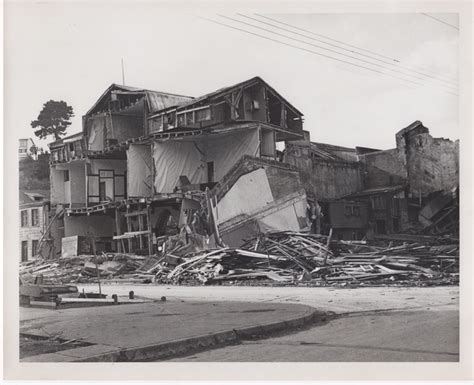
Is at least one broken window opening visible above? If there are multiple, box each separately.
[267,92,282,126]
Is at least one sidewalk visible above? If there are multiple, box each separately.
[21,299,322,362]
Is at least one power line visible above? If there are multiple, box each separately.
[217,14,458,93]
[254,13,458,83]
[239,13,458,88]
[198,16,458,97]
[422,13,459,30]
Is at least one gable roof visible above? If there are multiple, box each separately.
[85,83,194,116]
[171,76,304,117]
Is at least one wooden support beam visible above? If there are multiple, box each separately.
[138,206,144,249]
[147,206,153,256]
[126,206,132,253]
[115,208,122,253]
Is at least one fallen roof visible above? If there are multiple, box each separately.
[19,189,50,205]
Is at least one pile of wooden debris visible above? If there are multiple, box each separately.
[19,231,459,287]
[157,231,458,285]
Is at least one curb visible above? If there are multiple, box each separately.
[71,306,323,362]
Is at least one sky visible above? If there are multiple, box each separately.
[4,3,459,151]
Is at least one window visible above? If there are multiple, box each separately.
[19,139,28,147]
[207,162,214,183]
[31,209,39,227]
[344,205,361,217]
[64,170,70,182]
[21,241,28,262]
[32,240,39,256]
[20,210,28,227]
[353,206,360,217]
[195,107,211,122]
[371,196,386,210]
[176,106,211,127]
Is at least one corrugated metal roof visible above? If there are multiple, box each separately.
[85,83,194,116]
[145,91,193,113]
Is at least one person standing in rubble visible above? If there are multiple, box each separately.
[307,201,323,234]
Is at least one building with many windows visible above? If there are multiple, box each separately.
[19,138,38,160]
[19,190,50,261]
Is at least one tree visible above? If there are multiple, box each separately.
[31,100,74,140]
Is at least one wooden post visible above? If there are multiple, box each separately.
[115,208,122,252]
[323,228,333,266]
[126,205,132,253]
[91,237,101,295]
[85,161,89,207]
[138,210,144,250]
[147,205,153,256]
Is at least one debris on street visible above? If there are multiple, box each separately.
[20,231,459,287]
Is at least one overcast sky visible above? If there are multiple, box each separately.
[4,3,459,151]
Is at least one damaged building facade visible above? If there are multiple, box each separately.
[48,77,309,256]
[46,75,459,256]
[285,120,459,239]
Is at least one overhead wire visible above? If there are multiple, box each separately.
[238,13,458,88]
[198,16,458,97]
[217,14,458,93]
[254,13,458,83]
[421,13,459,30]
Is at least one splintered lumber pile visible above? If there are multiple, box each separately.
[157,231,459,286]
[19,253,149,285]
[19,231,459,287]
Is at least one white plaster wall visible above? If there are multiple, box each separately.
[216,168,274,224]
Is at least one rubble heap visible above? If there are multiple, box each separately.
[19,231,459,287]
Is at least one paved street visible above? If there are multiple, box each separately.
[169,307,458,361]
[75,284,459,362]
[77,283,459,313]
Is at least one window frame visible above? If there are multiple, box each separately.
[31,208,39,227]
[20,210,28,227]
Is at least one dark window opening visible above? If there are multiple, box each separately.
[207,162,214,183]
[21,241,28,262]
[376,220,386,234]
[32,240,39,256]
[99,181,106,202]
[31,209,39,227]
[393,218,400,232]
[64,170,70,182]
[268,92,283,126]
[21,210,28,227]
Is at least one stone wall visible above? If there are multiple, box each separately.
[285,154,363,200]
[358,148,407,189]
[405,133,459,196]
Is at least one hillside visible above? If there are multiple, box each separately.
[19,153,50,190]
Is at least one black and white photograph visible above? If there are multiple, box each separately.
[2,0,473,381]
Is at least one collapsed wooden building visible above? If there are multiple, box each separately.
[47,77,310,257]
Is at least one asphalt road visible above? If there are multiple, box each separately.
[169,307,459,362]
[76,284,459,362]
